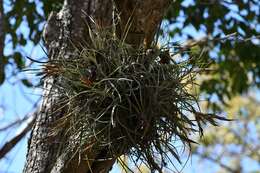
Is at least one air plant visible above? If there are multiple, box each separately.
[38,28,228,172]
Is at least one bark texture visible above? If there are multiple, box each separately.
[23,0,170,173]
[115,0,170,47]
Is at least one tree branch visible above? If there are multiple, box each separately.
[115,0,170,47]
[193,151,237,173]
[0,114,33,132]
[0,112,36,159]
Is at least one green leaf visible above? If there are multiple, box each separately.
[13,52,25,69]
[0,57,6,85]
[0,69,5,85]
[21,79,33,87]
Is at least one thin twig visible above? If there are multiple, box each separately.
[193,151,236,173]
[0,111,36,159]
[0,115,31,132]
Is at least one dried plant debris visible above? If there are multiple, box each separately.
[39,30,229,172]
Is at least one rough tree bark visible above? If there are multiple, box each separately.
[23,0,170,173]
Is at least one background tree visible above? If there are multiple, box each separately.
[194,93,260,173]
[0,0,259,173]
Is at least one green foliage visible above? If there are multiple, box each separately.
[193,94,260,172]
[1,1,259,105]
[0,0,63,86]
[164,0,260,106]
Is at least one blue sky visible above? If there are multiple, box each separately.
[0,42,42,173]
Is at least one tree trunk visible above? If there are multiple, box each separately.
[23,0,170,173]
